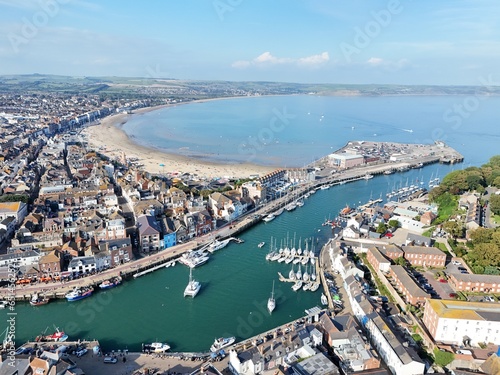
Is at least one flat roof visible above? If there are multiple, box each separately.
[427,299,500,320]
[328,153,364,160]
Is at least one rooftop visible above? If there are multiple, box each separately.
[427,299,500,321]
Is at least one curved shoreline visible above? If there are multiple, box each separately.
[82,97,279,179]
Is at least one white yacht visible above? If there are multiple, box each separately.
[302,265,309,282]
[210,337,236,352]
[262,214,275,222]
[296,265,302,281]
[207,239,230,253]
[144,342,171,353]
[321,293,328,305]
[267,281,276,314]
[288,265,296,280]
[310,283,320,292]
[184,268,201,298]
[302,282,312,291]
[292,280,303,291]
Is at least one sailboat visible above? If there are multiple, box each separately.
[296,265,302,281]
[267,281,276,314]
[184,268,201,297]
[265,237,276,261]
[289,265,296,280]
[303,264,310,282]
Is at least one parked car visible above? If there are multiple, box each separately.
[452,260,461,266]
[484,296,495,302]
[76,348,88,358]
[439,278,448,283]
[449,293,457,298]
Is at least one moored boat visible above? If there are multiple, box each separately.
[267,281,276,314]
[262,214,275,222]
[210,336,235,352]
[257,242,265,248]
[143,342,171,353]
[292,280,303,291]
[310,283,320,292]
[99,276,122,290]
[207,239,230,253]
[35,327,68,342]
[184,268,201,298]
[321,293,328,305]
[30,293,50,306]
[65,286,93,302]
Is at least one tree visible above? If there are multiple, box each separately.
[388,219,400,229]
[433,348,455,367]
[376,223,388,234]
[394,257,406,266]
[443,221,464,239]
[490,194,500,215]
[469,227,493,244]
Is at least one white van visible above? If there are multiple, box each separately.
[456,349,472,355]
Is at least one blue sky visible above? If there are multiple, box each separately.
[1,0,499,84]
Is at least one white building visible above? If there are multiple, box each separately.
[366,315,425,375]
[423,299,500,346]
[0,249,41,267]
[393,215,425,234]
[0,201,28,225]
[67,256,97,275]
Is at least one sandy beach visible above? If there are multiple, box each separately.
[81,100,276,179]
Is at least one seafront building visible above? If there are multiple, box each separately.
[423,299,500,346]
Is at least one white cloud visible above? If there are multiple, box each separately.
[232,51,329,69]
[365,57,410,70]
[366,57,384,66]
[231,60,251,68]
[297,52,330,66]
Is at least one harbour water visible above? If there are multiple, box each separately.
[122,95,500,167]
[3,95,498,351]
[3,166,454,352]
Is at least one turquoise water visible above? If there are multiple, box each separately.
[3,167,455,352]
[3,95,499,351]
[122,95,500,167]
